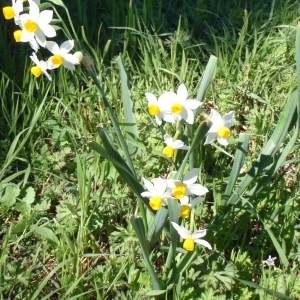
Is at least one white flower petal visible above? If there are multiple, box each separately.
[29,0,39,18]
[164,134,173,145]
[185,99,201,110]
[179,196,189,206]
[40,24,56,38]
[46,41,60,54]
[171,222,192,239]
[188,184,208,196]
[217,137,229,147]
[204,132,217,145]
[194,239,212,250]
[142,177,154,194]
[155,115,162,125]
[192,229,207,239]
[210,109,224,127]
[34,28,46,46]
[184,109,194,124]
[223,111,235,128]
[177,83,188,100]
[60,40,74,54]
[38,9,53,25]
[183,168,199,185]
[158,91,176,111]
[153,178,167,195]
[145,92,158,103]
[172,140,185,149]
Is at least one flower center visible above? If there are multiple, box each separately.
[3,7,15,19]
[148,104,160,116]
[51,54,63,67]
[31,66,42,78]
[183,238,195,251]
[180,205,190,219]
[217,126,231,139]
[172,183,187,199]
[13,30,22,42]
[149,196,163,211]
[171,103,183,115]
[162,145,174,158]
[24,19,38,33]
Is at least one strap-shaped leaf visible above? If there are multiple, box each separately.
[223,133,250,203]
[226,91,298,206]
[89,128,148,206]
[131,216,162,290]
[117,56,139,156]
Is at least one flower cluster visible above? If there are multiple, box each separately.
[2,0,82,81]
[142,83,235,251]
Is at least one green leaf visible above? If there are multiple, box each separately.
[117,55,139,156]
[147,207,168,247]
[196,55,218,103]
[223,133,250,204]
[237,278,290,299]
[226,91,298,206]
[0,184,20,207]
[145,289,166,296]
[263,224,289,269]
[30,225,59,245]
[22,187,35,205]
[131,216,162,290]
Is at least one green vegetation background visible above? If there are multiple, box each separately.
[0,0,299,299]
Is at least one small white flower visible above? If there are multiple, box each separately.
[204,109,235,146]
[46,40,79,70]
[171,222,212,251]
[167,168,208,200]
[159,84,202,124]
[19,0,56,47]
[30,52,52,81]
[2,0,23,23]
[162,134,189,158]
[262,255,277,268]
[145,92,165,125]
[141,177,171,211]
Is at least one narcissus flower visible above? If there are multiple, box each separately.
[145,92,165,125]
[2,0,23,22]
[46,40,79,70]
[141,177,170,211]
[159,84,202,124]
[162,134,189,158]
[171,222,212,251]
[204,109,235,146]
[179,196,192,219]
[167,168,208,200]
[18,0,56,47]
[30,52,52,81]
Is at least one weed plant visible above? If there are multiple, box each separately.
[0,0,299,299]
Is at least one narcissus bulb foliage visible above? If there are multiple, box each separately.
[46,40,80,70]
[18,0,56,47]
[159,83,202,124]
[141,177,170,211]
[204,109,235,146]
[29,52,52,81]
[162,134,189,158]
[167,168,208,200]
[171,222,212,251]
